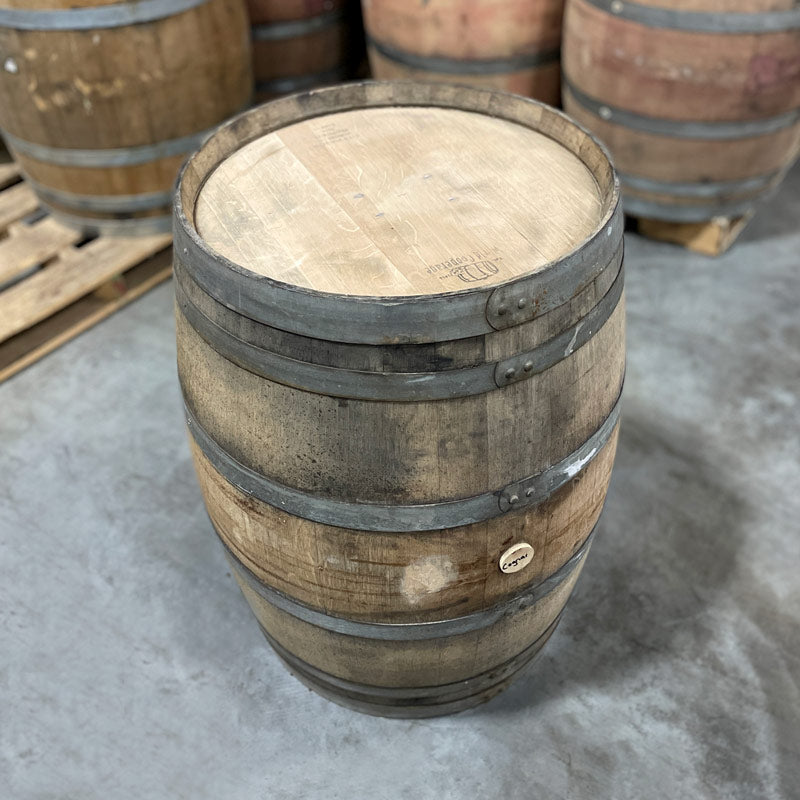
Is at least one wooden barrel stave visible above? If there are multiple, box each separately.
[247,0,345,25]
[562,0,800,221]
[173,241,621,373]
[234,553,587,688]
[367,48,562,104]
[258,619,561,718]
[189,427,619,622]
[363,0,562,58]
[0,0,252,232]
[247,0,362,100]
[361,0,564,104]
[565,0,800,120]
[175,82,624,716]
[176,301,624,504]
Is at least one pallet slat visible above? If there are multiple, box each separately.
[0,182,38,230]
[0,168,173,382]
[0,232,171,342]
[634,214,753,257]
[0,218,83,287]
[0,162,20,189]
[0,250,173,384]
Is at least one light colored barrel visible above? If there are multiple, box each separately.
[174,81,625,717]
[0,0,252,234]
[562,0,800,222]
[361,0,565,105]
[247,0,363,102]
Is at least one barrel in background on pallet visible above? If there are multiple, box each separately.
[248,0,364,101]
[562,0,800,242]
[174,82,625,717]
[0,0,253,235]
[361,0,565,105]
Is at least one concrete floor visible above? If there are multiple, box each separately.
[2,166,799,800]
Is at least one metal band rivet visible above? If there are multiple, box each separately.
[183,388,622,532]
[174,255,623,402]
[174,81,622,345]
[564,79,800,141]
[494,263,624,389]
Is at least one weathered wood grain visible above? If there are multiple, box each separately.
[0,0,252,229]
[246,0,361,100]
[236,558,586,687]
[362,0,564,104]
[562,0,800,227]
[192,429,617,621]
[0,249,172,383]
[176,85,624,715]
[195,106,602,295]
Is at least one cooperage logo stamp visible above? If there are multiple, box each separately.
[450,260,500,283]
[426,249,504,284]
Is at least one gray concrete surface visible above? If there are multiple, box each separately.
[2,166,799,800]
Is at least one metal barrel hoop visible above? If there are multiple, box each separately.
[582,0,800,33]
[27,180,173,214]
[2,124,220,169]
[367,36,561,75]
[0,0,212,31]
[563,79,800,141]
[183,387,622,532]
[220,523,597,640]
[174,255,624,401]
[259,615,562,717]
[42,205,172,235]
[174,81,623,346]
[251,9,345,41]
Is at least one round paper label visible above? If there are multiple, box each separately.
[499,543,535,574]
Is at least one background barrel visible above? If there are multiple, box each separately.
[0,0,253,234]
[248,0,364,102]
[174,82,625,717]
[562,0,800,223]
[361,0,564,105]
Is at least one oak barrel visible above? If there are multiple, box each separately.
[247,0,363,102]
[174,82,625,717]
[0,0,252,234]
[562,0,800,222]
[361,0,565,105]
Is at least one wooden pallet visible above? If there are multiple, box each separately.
[0,163,172,383]
[632,213,753,257]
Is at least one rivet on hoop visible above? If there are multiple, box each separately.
[504,368,516,380]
